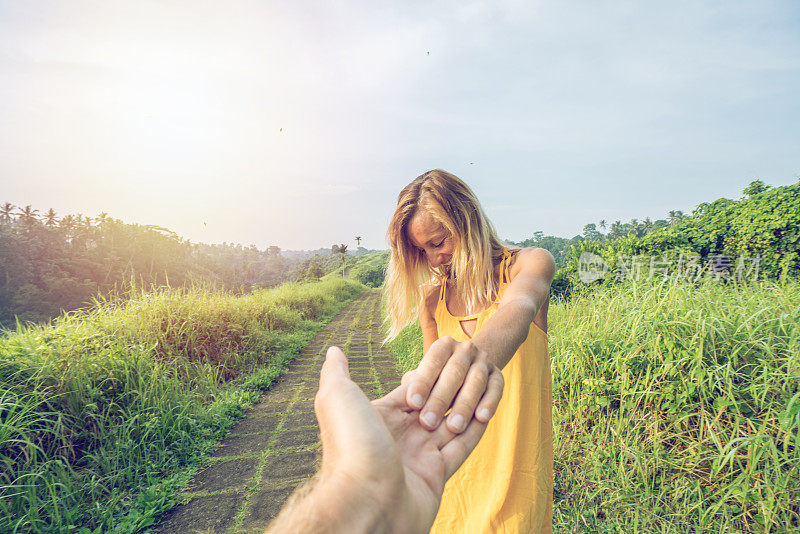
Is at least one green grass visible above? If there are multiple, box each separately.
[320,250,388,287]
[0,278,364,533]
[384,323,423,378]
[384,278,800,532]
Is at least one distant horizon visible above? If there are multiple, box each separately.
[3,174,793,253]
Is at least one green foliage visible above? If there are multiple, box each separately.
[348,251,389,288]
[0,278,363,533]
[508,234,583,269]
[556,180,800,290]
[296,256,325,282]
[550,269,574,300]
[299,250,389,287]
[381,290,423,375]
[0,210,294,327]
[549,279,800,531]
[742,179,770,198]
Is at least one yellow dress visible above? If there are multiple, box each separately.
[430,248,553,534]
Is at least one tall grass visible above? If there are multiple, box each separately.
[550,279,799,532]
[385,278,800,532]
[0,278,363,533]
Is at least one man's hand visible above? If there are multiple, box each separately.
[268,346,503,533]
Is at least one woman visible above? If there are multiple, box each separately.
[383,169,555,533]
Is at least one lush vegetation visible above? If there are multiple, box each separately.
[0,278,363,533]
[507,209,687,270]
[337,251,389,288]
[0,206,297,326]
[553,180,800,298]
[386,277,800,532]
[549,279,799,532]
[294,249,388,288]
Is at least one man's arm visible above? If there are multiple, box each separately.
[266,473,391,533]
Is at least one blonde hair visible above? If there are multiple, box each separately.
[383,169,513,343]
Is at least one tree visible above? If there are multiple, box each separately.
[59,214,76,239]
[582,223,601,242]
[609,220,625,239]
[44,208,58,228]
[355,236,362,247]
[267,245,281,256]
[96,212,109,227]
[333,243,348,277]
[18,205,40,232]
[0,202,14,224]
[306,257,324,280]
[743,180,770,198]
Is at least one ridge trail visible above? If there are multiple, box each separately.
[156,288,400,533]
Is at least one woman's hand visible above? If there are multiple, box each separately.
[404,336,505,433]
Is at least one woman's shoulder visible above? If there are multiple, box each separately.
[506,246,556,282]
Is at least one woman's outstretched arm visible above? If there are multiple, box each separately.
[405,247,555,433]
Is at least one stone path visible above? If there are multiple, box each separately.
[155,289,401,534]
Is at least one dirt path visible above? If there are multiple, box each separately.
[155,288,400,534]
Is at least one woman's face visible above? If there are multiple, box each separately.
[407,210,455,269]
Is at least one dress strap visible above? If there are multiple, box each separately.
[439,275,447,301]
[501,248,511,284]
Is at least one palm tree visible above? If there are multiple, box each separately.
[599,220,606,231]
[610,220,623,239]
[60,214,76,241]
[18,205,40,232]
[44,208,58,228]
[72,214,92,249]
[355,236,361,247]
[337,243,348,277]
[582,223,599,242]
[95,212,109,230]
[668,210,676,225]
[0,202,15,223]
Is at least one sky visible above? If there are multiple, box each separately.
[1,0,798,251]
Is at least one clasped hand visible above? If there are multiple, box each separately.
[312,345,503,533]
[404,336,503,434]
